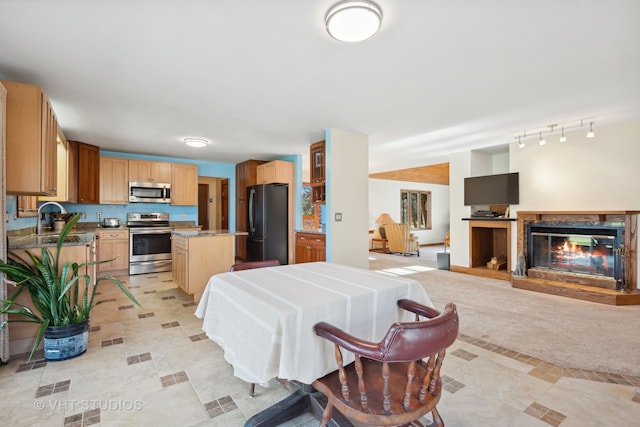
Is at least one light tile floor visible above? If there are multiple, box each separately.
[1,261,639,426]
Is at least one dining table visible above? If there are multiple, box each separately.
[194,261,432,426]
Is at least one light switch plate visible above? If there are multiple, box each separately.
[335,212,342,222]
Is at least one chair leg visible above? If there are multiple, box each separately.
[320,402,334,427]
[429,406,444,427]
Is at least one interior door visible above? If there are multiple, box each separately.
[198,183,209,230]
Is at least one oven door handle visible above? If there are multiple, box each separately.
[130,229,172,235]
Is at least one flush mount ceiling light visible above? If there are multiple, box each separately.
[326,1,382,43]
[184,137,209,148]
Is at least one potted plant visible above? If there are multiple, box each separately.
[0,214,140,361]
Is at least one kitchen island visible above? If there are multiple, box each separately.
[171,230,247,302]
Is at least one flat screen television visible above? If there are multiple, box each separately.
[464,172,519,206]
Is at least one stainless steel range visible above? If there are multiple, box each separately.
[127,212,172,275]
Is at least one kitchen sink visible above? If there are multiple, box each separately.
[35,235,84,244]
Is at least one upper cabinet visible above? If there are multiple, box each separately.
[2,80,58,196]
[171,163,198,206]
[256,160,294,184]
[129,159,172,183]
[310,140,325,184]
[39,130,69,202]
[100,156,129,204]
[75,142,100,204]
[310,140,326,203]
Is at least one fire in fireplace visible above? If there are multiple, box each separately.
[527,224,624,289]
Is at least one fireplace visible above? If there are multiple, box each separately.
[527,224,624,290]
[513,211,639,305]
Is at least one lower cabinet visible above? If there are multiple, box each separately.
[8,243,94,355]
[96,228,129,275]
[172,233,235,301]
[295,232,326,263]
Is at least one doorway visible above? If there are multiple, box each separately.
[197,177,229,231]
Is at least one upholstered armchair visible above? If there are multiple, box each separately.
[385,223,420,256]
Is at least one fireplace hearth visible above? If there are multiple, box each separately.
[513,211,639,305]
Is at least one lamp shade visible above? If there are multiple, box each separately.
[375,213,394,224]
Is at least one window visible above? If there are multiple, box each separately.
[400,190,431,230]
[302,183,321,230]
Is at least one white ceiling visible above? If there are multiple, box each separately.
[1,0,639,174]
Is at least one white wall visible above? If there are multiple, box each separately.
[511,119,640,211]
[368,178,449,245]
[326,128,369,269]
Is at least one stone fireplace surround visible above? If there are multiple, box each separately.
[513,211,640,305]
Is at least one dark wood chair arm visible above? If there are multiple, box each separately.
[397,298,440,319]
[314,322,382,358]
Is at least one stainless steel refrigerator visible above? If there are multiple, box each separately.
[246,183,288,265]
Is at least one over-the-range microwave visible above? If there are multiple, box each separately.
[129,181,171,203]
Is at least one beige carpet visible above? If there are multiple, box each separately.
[368,248,640,377]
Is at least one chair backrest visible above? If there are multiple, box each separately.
[385,223,415,253]
[230,259,281,272]
[313,300,458,426]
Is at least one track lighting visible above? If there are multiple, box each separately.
[538,132,546,146]
[514,118,595,147]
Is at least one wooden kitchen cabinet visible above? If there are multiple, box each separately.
[172,233,235,301]
[295,232,326,263]
[235,160,266,260]
[256,160,294,185]
[100,156,129,204]
[129,159,172,183]
[75,141,100,204]
[39,131,69,203]
[96,228,129,275]
[2,80,58,196]
[310,140,326,203]
[171,163,198,205]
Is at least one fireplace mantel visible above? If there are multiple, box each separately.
[513,211,640,305]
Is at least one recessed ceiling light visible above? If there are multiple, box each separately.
[184,137,209,148]
[326,1,382,43]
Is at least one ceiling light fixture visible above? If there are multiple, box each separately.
[184,137,209,148]
[326,1,382,43]
[513,118,596,147]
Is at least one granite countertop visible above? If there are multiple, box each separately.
[171,229,248,238]
[295,229,326,235]
[8,231,96,249]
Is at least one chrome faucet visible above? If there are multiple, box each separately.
[36,201,67,234]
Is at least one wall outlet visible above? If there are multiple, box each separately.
[96,212,102,220]
[81,212,86,219]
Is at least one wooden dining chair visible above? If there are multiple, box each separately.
[229,258,281,396]
[229,259,281,272]
[312,299,459,427]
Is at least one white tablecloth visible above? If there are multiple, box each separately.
[195,262,431,385]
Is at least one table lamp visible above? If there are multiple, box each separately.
[375,213,394,239]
